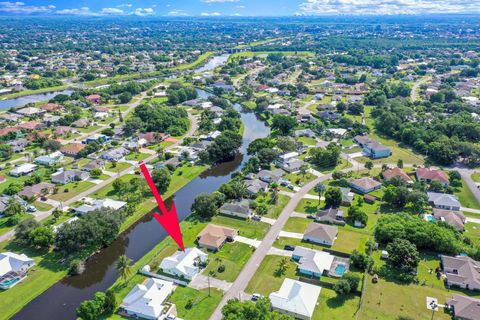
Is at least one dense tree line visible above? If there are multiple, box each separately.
[125,103,189,136]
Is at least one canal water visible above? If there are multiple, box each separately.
[0,90,73,110]
[194,54,229,73]
[13,89,269,319]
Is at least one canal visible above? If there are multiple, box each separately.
[13,89,270,319]
[0,90,74,110]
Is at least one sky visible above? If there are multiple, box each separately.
[0,0,479,17]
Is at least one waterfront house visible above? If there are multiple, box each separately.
[0,252,35,289]
[160,248,208,281]
[197,224,238,251]
[219,199,252,219]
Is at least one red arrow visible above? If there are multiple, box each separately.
[139,162,185,251]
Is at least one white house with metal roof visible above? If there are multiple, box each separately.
[160,248,208,281]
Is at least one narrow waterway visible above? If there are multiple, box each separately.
[13,89,269,320]
[0,90,73,110]
[194,54,229,73]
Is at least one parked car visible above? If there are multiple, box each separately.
[251,293,263,302]
[27,206,37,212]
[284,245,295,251]
[287,184,295,190]
[252,215,261,221]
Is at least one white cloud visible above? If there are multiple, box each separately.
[116,4,132,8]
[0,1,55,14]
[201,0,239,3]
[236,5,245,9]
[132,7,155,16]
[299,0,480,15]
[167,9,189,16]
[100,7,124,15]
[56,7,96,15]
[201,11,222,16]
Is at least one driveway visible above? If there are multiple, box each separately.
[260,217,276,225]
[466,217,480,224]
[268,247,293,257]
[279,230,303,239]
[235,236,261,248]
[189,274,232,292]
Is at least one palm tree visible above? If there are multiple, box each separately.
[116,255,133,283]
[314,182,326,205]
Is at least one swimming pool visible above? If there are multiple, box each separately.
[0,277,20,288]
[425,215,435,222]
[335,264,347,276]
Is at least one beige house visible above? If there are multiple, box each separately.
[197,224,238,251]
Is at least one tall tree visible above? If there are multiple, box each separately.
[116,255,133,283]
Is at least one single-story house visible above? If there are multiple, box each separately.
[278,159,305,173]
[82,159,105,172]
[327,128,347,138]
[6,138,28,152]
[138,132,169,144]
[60,143,87,157]
[349,177,382,194]
[257,169,284,184]
[292,246,334,278]
[416,168,450,187]
[0,252,35,289]
[85,94,102,104]
[0,196,27,215]
[363,140,391,159]
[441,255,480,291]
[51,169,89,184]
[432,209,466,231]
[101,147,129,161]
[315,207,345,226]
[339,187,354,206]
[41,103,63,112]
[197,224,238,251]
[244,179,268,195]
[295,129,316,138]
[427,192,461,211]
[119,278,175,320]
[160,247,208,281]
[18,182,55,199]
[303,222,338,246]
[446,295,480,320]
[382,167,413,184]
[71,118,90,128]
[9,163,37,177]
[17,120,44,131]
[219,199,252,219]
[75,198,127,215]
[34,151,64,166]
[83,133,108,145]
[318,111,340,121]
[15,107,44,116]
[269,278,321,320]
[353,135,372,146]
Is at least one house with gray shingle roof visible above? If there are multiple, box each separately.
[219,199,252,219]
[427,192,461,211]
[446,295,480,320]
[441,255,480,291]
[303,222,338,246]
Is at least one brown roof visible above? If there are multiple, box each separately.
[416,168,449,185]
[0,127,19,135]
[18,182,55,198]
[197,224,238,249]
[350,177,382,191]
[61,143,86,155]
[433,209,465,230]
[304,222,338,243]
[55,126,72,135]
[446,295,480,320]
[42,103,63,112]
[17,121,42,131]
[382,167,413,183]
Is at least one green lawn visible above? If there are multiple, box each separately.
[454,178,480,210]
[125,152,150,161]
[245,255,299,295]
[285,172,317,187]
[283,217,311,233]
[0,241,71,320]
[295,198,322,214]
[297,136,317,146]
[168,287,223,320]
[105,161,132,173]
[472,173,480,183]
[34,200,53,212]
[256,193,290,219]
[0,214,29,237]
[313,288,360,320]
[211,215,270,239]
[359,251,479,320]
[465,222,480,241]
[49,181,96,202]
[203,242,254,282]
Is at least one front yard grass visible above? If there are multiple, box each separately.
[125,152,150,161]
[211,215,270,239]
[256,193,290,219]
[34,200,53,212]
[245,255,299,296]
[454,178,480,210]
[202,242,254,282]
[313,288,360,320]
[168,287,223,320]
[49,181,96,202]
[105,161,132,173]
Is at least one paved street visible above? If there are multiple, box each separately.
[209,173,331,320]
